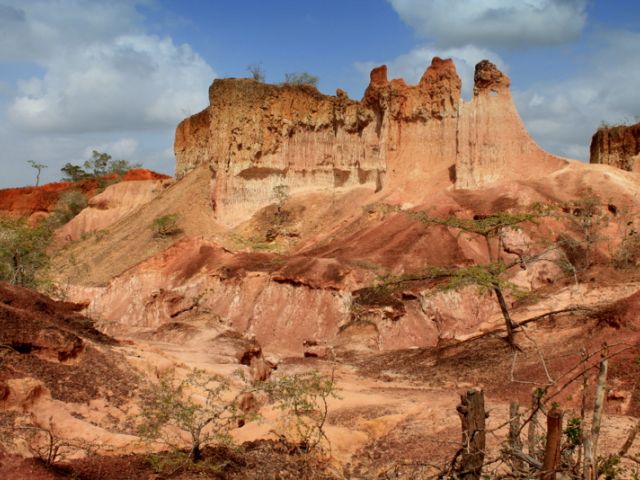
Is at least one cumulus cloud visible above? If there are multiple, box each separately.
[513,29,640,160]
[356,44,505,99]
[8,34,214,133]
[388,0,587,49]
[83,138,139,160]
[0,0,215,187]
[0,0,140,62]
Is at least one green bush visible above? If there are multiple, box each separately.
[61,150,141,182]
[260,370,338,453]
[0,217,51,287]
[150,214,180,238]
[137,369,241,466]
[48,191,88,227]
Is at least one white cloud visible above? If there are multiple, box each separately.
[513,29,640,160]
[0,0,216,186]
[83,138,139,160]
[8,32,214,133]
[356,44,505,99]
[0,0,141,62]
[388,0,587,49]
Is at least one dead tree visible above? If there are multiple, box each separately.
[583,355,609,480]
[456,389,486,479]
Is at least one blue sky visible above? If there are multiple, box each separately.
[1,0,639,187]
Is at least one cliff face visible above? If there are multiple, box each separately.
[590,122,640,173]
[176,58,566,226]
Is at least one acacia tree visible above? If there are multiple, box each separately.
[27,160,47,186]
[137,369,240,464]
[60,150,141,182]
[404,209,546,348]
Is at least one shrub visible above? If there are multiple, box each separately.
[0,217,51,287]
[260,370,338,454]
[283,72,319,87]
[48,191,88,227]
[150,214,180,238]
[247,63,265,82]
[613,230,640,268]
[137,369,241,467]
[559,194,608,271]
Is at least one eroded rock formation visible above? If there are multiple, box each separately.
[175,58,565,226]
[590,121,640,173]
[0,169,170,223]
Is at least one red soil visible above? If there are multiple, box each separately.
[0,169,170,217]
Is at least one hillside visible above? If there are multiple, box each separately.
[1,58,640,478]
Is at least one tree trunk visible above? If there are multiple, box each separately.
[509,401,524,472]
[493,287,517,348]
[542,406,563,480]
[619,420,640,457]
[584,356,608,479]
[190,440,202,462]
[456,389,486,479]
[12,253,22,286]
[528,388,540,457]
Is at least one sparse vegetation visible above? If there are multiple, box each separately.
[137,369,242,469]
[558,193,609,272]
[283,72,319,87]
[405,208,546,348]
[150,213,180,238]
[265,184,290,242]
[247,63,265,82]
[61,150,141,183]
[0,415,92,467]
[613,225,640,268]
[136,367,338,474]
[27,160,47,187]
[47,190,88,227]
[260,370,338,455]
[0,217,51,287]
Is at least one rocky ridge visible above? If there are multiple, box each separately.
[591,121,640,172]
[3,57,640,477]
[175,58,565,226]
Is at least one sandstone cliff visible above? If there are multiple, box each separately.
[590,121,640,173]
[175,58,566,227]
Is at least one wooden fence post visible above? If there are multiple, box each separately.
[456,389,486,479]
[542,405,563,480]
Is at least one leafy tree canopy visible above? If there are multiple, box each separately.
[60,150,141,182]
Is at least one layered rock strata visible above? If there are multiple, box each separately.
[175,58,566,226]
[590,122,640,173]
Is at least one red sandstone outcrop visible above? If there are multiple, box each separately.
[175,58,566,226]
[0,181,95,219]
[0,169,170,221]
[590,121,640,173]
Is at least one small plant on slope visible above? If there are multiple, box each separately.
[150,213,180,238]
[260,370,338,455]
[0,217,51,287]
[137,368,242,470]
